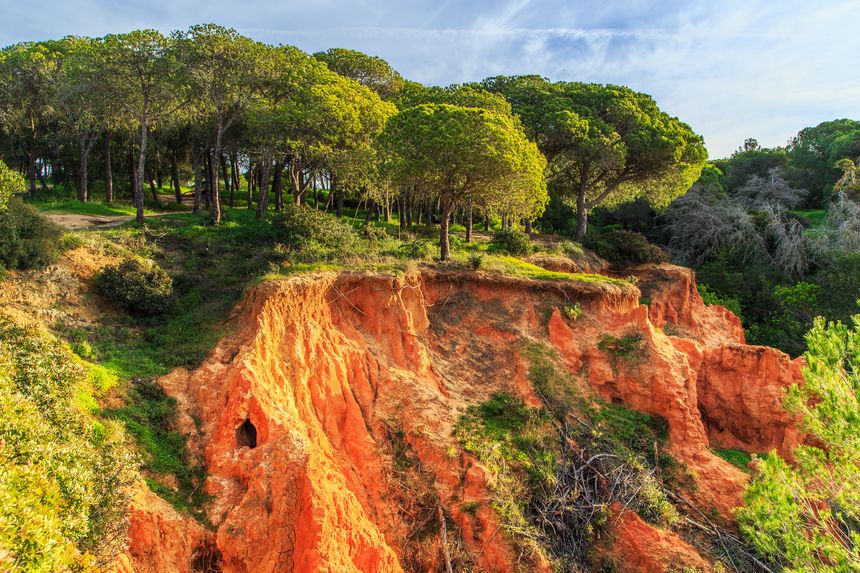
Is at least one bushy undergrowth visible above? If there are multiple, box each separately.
[454,343,682,570]
[697,283,743,320]
[96,258,175,316]
[488,228,533,256]
[737,316,860,572]
[0,321,136,571]
[272,204,364,261]
[0,197,62,270]
[586,229,666,267]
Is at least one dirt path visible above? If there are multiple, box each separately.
[44,212,133,231]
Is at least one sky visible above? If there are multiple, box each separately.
[1,0,858,158]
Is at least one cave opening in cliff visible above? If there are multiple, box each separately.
[236,418,257,449]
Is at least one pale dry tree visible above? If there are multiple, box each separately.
[762,203,810,280]
[664,183,764,265]
[735,166,807,209]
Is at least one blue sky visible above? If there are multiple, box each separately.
[2,0,858,157]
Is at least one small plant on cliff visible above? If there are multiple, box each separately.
[598,331,646,370]
[96,258,174,316]
[563,303,582,321]
[697,283,743,321]
[737,315,860,572]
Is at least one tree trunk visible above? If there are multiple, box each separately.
[135,118,148,224]
[246,163,254,210]
[255,159,271,219]
[149,176,160,204]
[192,147,203,214]
[484,213,490,232]
[575,189,588,242]
[466,203,473,243]
[171,148,182,204]
[439,199,452,261]
[524,219,532,235]
[272,161,284,211]
[211,127,224,225]
[104,133,113,204]
[220,153,230,200]
[77,134,92,202]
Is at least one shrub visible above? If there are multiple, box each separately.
[271,204,361,261]
[358,223,389,242]
[398,239,435,260]
[468,253,484,270]
[96,258,174,316]
[697,284,743,320]
[563,303,582,321]
[489,228,532,256]
[0,159,25,208]
[586,229,666,266]
[0,198,62,270]
[0,322,136,570]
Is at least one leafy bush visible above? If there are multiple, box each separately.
[586,229,666,266]
[0,159,25,208]
[0,198,62,269]
[563,303,582,321]
[489,228,532,256]
[468,253,484,270]
[697,283,743,320]
[0,321,136,570]
[271,204,361,261]
[96,258,174,316]
[737,315,860,571]
[398,239,435,260]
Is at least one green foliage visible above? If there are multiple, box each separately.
[467,253,483,270]
[378,102,547,259]
[737,316,860,571]
[105,380,205,515]
[482,76,707,239]
[0,321,136,570]
[0,197,62,269]
[586,229,666,267]
[488,228,533,256]
[712,448,753,471]
[598,331,646,369]
[747,282,820,357]
[0,159,25,209]
[95,258,175,316]
[271,204,363,261]
[563,303,582,321]
[697,283,743,320]
[397,239,435,260]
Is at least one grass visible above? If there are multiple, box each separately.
[712,448,753,471]
[791,209,827,229]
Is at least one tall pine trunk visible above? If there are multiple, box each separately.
[466,203,473,243]
[171,148,182,204]
[134,116,149,225]
[192,147,203,214]
[439,198,452,261]
[104,133,113,204]
[272,161,283,211]
[255,159,271,219]
[575,189,588,242]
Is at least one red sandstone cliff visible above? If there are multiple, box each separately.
[121,264,804,572]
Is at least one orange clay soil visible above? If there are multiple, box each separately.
[120,263,803,573]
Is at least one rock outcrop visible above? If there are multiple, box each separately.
[121,265,804,572]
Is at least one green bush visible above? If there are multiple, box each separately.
[96,258,174,316]
[0,322,136,570]
[0,159,25,208]
[489,228,533,256]
[271,204,361,261]
[698,283,743,320]
[468,253,484,270]
[398,239,435,260]
[586,229,666,266]
[0,198,62,270]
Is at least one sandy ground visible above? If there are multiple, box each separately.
[44,212,132,230]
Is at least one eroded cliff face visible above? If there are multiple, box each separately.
[122,264,804,573]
